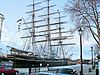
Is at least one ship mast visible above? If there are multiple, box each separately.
[22,0,47,55]
[47,0,52,58]
[57,10,65,59]
[20,0,75,59]
[32,0,35,54]
[0,14,4,41]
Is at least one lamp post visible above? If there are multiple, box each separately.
[39,63,42,72]
[91,46,94,69]
[78,27,83,75]
[47,64,49,71]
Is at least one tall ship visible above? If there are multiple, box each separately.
[7,0,75,67]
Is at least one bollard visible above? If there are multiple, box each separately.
[89,68,92,72]
[96,68,99,75]
[29,67,31,75]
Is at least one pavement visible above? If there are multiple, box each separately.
[21,64,97,75]
[84,69,96,75]
[75,64,98,75]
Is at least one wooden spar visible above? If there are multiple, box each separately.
[50,43,76,46]
[33,36,74,43]
[21,34,73,38]
[10,47,33,54]
[27,0,48,7]
[22,22,67,30]
[50,31,71,34]
[54,15,67,19]
[26,5,56,14]
[37,11,59,17]
[23,19,45,24]
[32,27,64,33]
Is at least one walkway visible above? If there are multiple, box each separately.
[84,69,96,75]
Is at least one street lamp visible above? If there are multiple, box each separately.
[91,46,94,69]
[78,27,83,75]
[47,64,49,71]
[39,63,42,72]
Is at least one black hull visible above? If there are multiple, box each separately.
[13,59,68,68]
[6,55,68,68]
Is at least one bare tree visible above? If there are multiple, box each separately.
[64,0,100,46]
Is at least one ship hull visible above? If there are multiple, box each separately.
[6,54,68,68]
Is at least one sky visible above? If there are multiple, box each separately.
[0,0,96,60]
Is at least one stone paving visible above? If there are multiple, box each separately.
[75,65,97,75]
[16,64,98,75]
[84,70,96,75]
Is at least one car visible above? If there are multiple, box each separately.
[58,68,78,75]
